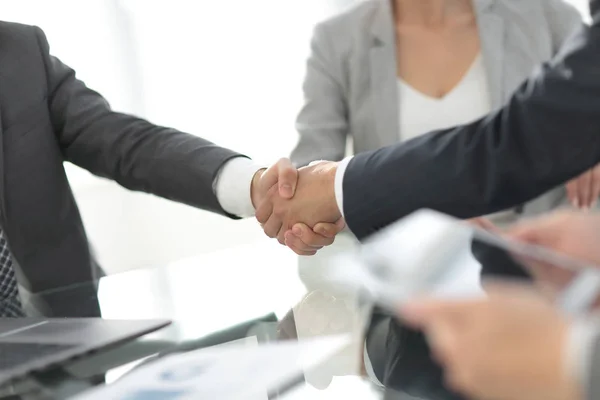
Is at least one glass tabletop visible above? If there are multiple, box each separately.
[0,237,426,400]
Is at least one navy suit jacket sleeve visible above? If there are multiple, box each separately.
[342,19,600,240]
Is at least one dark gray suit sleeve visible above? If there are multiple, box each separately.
[343,20,600,239]
[33,27,244,217]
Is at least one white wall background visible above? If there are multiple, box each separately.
[0,0,589,274]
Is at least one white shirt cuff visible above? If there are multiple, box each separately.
[213,157,263,218]
[334,156,353,218]
[566,316,599,393]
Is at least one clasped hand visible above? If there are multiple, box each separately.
[251,159,344,255]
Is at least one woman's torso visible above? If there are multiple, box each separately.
[294,0,581,291]
[340,0,573,152]
[328,0,579,221]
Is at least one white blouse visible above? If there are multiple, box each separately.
[398,54,491,142]
[397,54,516,225]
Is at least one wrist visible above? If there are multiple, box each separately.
[323,162,341,220]
[251,168,266,209]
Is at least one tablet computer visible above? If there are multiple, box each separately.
[327,209,600,315]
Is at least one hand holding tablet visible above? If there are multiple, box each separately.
[326,209,600,316]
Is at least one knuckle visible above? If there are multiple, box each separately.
[256,211,268,224]
[277,231,288,244]
[264,226,278,238]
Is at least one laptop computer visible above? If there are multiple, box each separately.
[0,318,170,386]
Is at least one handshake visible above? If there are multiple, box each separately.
[249,158,346,255]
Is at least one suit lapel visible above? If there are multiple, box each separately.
[369,0,400,146]
[475,0,506,110]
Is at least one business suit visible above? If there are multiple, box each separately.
[339,1,600,398]
[291,0,582,220]
[0,22,243,314]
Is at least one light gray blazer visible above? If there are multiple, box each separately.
[291,0,583,219]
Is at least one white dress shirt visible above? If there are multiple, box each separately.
[213,157,263,217]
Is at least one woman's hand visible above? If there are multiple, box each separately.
[506,211,600,301]
[566,163,600,209]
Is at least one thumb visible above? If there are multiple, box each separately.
[335,218,346,231]
[275,158,298,199]
[260,158,298,199]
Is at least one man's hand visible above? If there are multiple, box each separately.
[250,158,344,254]
[398,284,579,400]
[507,210,600,296]
[251,158,297,208]
[283,219,346,256]
[255,161,343,245]
[566,163,600,209]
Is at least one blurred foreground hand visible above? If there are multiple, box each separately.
[399,283,580,400]
[506,210,600,298]
[566,163,600,209]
